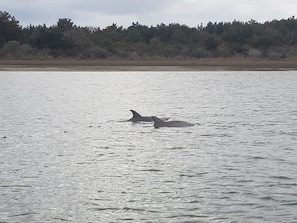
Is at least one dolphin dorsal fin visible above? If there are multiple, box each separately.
[151,116,164,123]
[130,110,142,118]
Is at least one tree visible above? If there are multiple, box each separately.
[0,11,23,47]
[102,23,124,42]
[57,18,74,31]
[2,11,297,59]
[125,23,144,43]
[204,36,219,50]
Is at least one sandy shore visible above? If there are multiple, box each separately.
[0,58,297,71]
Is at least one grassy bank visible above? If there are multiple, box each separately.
[0,58,297,71]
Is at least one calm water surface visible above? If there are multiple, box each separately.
[1,71,297,222]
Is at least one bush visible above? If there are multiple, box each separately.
[0,40,37,58]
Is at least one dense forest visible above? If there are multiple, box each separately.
[1,11,297,60]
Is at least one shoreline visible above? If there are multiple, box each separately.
[0,58,297,71]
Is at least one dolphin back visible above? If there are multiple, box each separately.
[151,116,165,128]
[152,116,194,128]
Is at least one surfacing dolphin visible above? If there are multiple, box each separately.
[151,116,195,128]
[128,110,154,122]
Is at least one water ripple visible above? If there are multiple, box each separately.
[1,71,297,222]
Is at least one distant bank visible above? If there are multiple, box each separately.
[0,58,297,71]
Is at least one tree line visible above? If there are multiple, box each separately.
[1,11,297,60]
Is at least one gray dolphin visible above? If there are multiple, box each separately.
[151,116,195,128]
[128,110,154,122]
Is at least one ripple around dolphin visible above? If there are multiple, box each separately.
[170,146,186,150]
[139,168,163,172]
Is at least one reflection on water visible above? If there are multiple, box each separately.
[1,71,297,222]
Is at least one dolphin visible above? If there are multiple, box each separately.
[128,110,154,122]
[151,116,195,128]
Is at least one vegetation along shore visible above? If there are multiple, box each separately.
[1,11,297,70]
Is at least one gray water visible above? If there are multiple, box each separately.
[1,71,297,223]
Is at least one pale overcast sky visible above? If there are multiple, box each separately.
[2,0,297,28]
